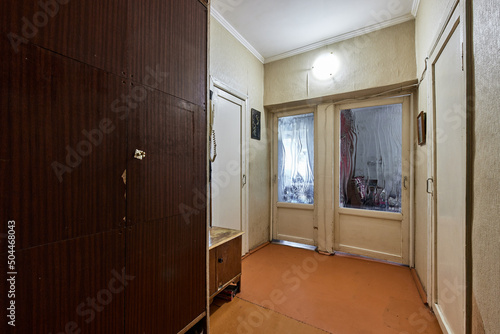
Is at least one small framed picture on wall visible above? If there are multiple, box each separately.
[251,109,261,140]
[417,111,426,145]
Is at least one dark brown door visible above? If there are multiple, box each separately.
[125,90,207,333]
[127,0,207,106]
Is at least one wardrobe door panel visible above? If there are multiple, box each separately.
[125,215,206,333]
[0,42,127,250]
[0,0,128,77]
[127,91,204,225]
[127,0,207,105]
[0,230,125,334]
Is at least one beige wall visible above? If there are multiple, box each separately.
[413,0,451,293]
[209,18,270,250]
[264,21,416,106]
[472,1,500,332]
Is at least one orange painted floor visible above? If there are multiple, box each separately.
[211,297,329,334]
[212,243,442,334]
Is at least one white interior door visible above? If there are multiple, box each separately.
[333,97,411,264]
[211,84,248,254]
[272,108,316,246]
[429,5,466,334]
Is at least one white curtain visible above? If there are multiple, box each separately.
[278,113,314,204]
[340,104,402,211]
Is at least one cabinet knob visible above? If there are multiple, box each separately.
[218,258,223,263]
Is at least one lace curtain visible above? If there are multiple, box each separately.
[278,113,314,204]
[340,104,402,212]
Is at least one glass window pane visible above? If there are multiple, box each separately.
[340,104,402,212]
[278,113,314,204]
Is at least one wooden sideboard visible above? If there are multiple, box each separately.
[209,227,244,300]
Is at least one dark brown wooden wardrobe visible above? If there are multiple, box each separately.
[0,0,208,333]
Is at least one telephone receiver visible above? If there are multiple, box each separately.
[209,90,217,162]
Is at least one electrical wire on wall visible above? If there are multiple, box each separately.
[208,90,217,228]
[418,57,430,87]
[210,129,217,162]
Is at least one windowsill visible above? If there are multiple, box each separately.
[338,207,403,221]
[276,202,314,210]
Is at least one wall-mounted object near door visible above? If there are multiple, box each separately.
[251,108,261,140]
[417,111,426,145]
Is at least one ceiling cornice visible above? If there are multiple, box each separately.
[412,0,421,16]
[210,7,265,64]
[211,4,417,65]
[265,13,415,64]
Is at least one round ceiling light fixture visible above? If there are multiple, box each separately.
[312,52,340,80]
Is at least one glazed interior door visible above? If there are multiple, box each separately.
[334,97,411,264]
[211,86,248,254]
[273,109,315,246]
[430,6,466,333]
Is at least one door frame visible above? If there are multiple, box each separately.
[425,0,470,332]
[271,106,317,246]
[270,95,415,260]
[210,76,250,255]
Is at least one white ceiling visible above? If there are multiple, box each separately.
[211,0,419,63]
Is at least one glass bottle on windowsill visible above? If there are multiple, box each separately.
[387,183,398,211]
[380,188,387,210]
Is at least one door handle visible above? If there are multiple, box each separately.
[427,178,433,194]
[403,176,408,190]
[242,174,246,186]
[134,149,146,160]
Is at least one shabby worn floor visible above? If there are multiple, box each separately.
[210,243,442,334]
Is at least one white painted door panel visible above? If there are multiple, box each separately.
[333,97,411,265]
[432,14,466,334]
[211,88,248,254]
[273,109,316,246]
